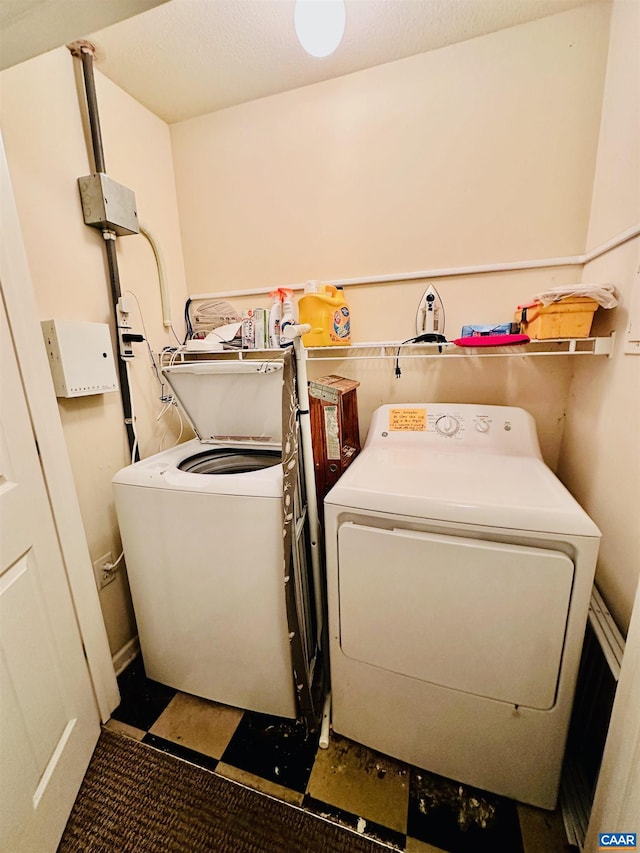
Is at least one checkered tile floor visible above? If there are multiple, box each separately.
[105,657,575,852]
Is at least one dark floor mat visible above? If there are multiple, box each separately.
[58,729,390,853]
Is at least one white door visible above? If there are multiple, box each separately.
[0,295,100,852]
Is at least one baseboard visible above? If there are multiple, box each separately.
[112,636,140,676]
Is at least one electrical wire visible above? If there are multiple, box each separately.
[256,348,290,372]
[395,333,447,378]
[157,398,184,450]
[125,360,141,462]
[124,292,187,430]
[184,298,193,343]
[139,224,172,329]
[105,551,125,570]
[173,404,184,445]
[117,292,191,458]
[124,290,163,389]
[166,346,187,368]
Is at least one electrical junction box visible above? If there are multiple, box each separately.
[41,319,118,398]
[77,173,139,236]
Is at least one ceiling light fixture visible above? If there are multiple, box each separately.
[294,0,346,58]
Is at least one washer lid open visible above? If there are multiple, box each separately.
[163,360,283,446]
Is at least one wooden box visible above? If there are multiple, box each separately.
[309,375,361,519]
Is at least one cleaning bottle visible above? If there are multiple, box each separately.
[279,289,296,347]
[268,289,283,348]
[298,282,351,346]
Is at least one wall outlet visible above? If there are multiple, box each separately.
[93,552,117,591]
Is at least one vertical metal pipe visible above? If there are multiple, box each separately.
[79,48,106,174]
[70,43,139,460]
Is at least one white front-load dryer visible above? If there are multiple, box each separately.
[113,359,297,718]
[324,403,601,809]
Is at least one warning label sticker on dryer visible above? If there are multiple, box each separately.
[388,408,427,431]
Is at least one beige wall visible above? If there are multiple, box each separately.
[171,3,611,470]
[557,0,640,634]
[171,3,609,294]
[1,47,189,656]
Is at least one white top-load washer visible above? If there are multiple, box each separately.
[324,403,600,809]
[113,359,299,718]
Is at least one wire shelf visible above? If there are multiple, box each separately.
[303,335,615,360]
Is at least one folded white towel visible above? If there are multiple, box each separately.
[534,284,618,309]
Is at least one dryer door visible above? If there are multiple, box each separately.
[337,523,573,710]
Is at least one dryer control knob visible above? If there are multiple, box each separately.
[475,418,490,433]
[435,414,460,436]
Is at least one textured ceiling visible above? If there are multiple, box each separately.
[85,0,596,124]
[0,0,168,71]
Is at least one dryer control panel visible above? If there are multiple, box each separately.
[370,403,542,458]
[432,411,491,437]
